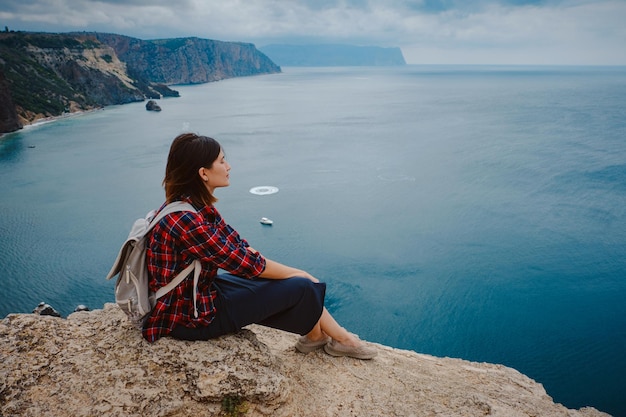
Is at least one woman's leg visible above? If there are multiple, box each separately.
[306,307,361,347]
[309,308,378,359]
[217,274,326,335]
[171,275,325,341]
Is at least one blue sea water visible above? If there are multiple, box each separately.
[1,66,625,416]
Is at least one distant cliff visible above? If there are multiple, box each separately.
[0,32,281,134]
[91,33,281,84]
[260,44,406,66]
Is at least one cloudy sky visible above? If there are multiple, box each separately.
[1,0,625,65]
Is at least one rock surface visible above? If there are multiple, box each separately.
[145,100,162,111]
[0,303,611,417]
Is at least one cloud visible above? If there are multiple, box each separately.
[1,0,625,64]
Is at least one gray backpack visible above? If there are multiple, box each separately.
[106,201,201,328]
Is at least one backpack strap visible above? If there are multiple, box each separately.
[105,201,198,281]
[149,201,202,318]
[154,260,201,300]
[153,259,202,318]
[146,201,196,232]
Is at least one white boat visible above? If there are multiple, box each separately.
[260,217,273,225]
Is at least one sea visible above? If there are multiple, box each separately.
[1,65,625,416]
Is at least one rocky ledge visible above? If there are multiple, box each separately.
[0,304,610,417]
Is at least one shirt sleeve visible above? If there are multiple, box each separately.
[173,211,266,278]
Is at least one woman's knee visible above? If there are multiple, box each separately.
[290,276,317,288]
[289,277,325,297]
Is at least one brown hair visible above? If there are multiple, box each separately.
[163,133,222,207]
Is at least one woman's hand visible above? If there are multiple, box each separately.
[293,270,320,283]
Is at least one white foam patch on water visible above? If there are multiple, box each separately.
[250,186,279,195]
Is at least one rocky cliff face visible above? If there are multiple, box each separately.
[0,304,611,417]
[0,70,22,133]
[0,32,152,130]
[0,32,281,134]
[92,33,281,84]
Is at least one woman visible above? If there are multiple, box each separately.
[143,133,376,360]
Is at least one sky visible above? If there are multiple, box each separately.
[1,0,625,65]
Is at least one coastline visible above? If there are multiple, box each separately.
[22,108,104,130]
[0,108,105,138]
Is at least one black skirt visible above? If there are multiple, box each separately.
[170,273,326,341]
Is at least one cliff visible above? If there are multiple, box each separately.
[0,69,22,133]
[0,32,280,134]
[0,304,610,417]
[259,44,406,66]
[92,33,281,84]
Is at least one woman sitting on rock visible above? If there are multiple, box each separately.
[143,132,377,360]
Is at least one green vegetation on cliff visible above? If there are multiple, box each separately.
[0,33,99,118]
[0,31,281,133]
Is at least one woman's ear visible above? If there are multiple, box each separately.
[198,167,209,182]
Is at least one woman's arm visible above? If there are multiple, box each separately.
[248,247,319,282]
[260,259,319,282]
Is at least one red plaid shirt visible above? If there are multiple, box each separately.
[142,198,266,342]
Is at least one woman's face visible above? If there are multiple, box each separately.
[200,149,231,192]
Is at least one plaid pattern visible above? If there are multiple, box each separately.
[142,198,266,342]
